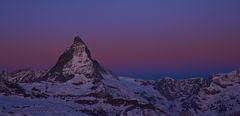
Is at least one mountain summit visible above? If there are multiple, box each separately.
[73,35,85,44]
[44,36,105,82]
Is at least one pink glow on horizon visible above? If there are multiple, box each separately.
[0,1,240,78]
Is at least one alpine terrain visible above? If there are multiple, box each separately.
[0,36,239,116]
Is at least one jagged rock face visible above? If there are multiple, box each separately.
[191,70,240,115]
[2,69,47,83]
[211,69,240,86]
[0,78,25,96]
[45,36,104,82]
[155,78,210,101]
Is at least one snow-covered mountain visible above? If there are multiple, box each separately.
[0,36,239,116]
[43,36,108,82]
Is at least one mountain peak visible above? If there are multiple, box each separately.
[43,36,106,82]
[73,35,85,45]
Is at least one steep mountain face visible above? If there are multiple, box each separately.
[43,36,106,82]
[0,36,239,116]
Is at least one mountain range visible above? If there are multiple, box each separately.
[0,36,239,116]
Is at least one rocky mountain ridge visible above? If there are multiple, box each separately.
[0,36,239,116]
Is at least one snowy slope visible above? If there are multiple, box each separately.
[1,70,240,116]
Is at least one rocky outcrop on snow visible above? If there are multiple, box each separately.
[1,69,47,83]
[0,78,25,96]
[154,77,210,101]
[152,70,240,116]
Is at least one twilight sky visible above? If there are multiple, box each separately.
[0,0,240,79]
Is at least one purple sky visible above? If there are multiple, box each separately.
[0,0,240,79]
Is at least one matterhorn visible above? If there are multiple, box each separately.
[0,36,240,116]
